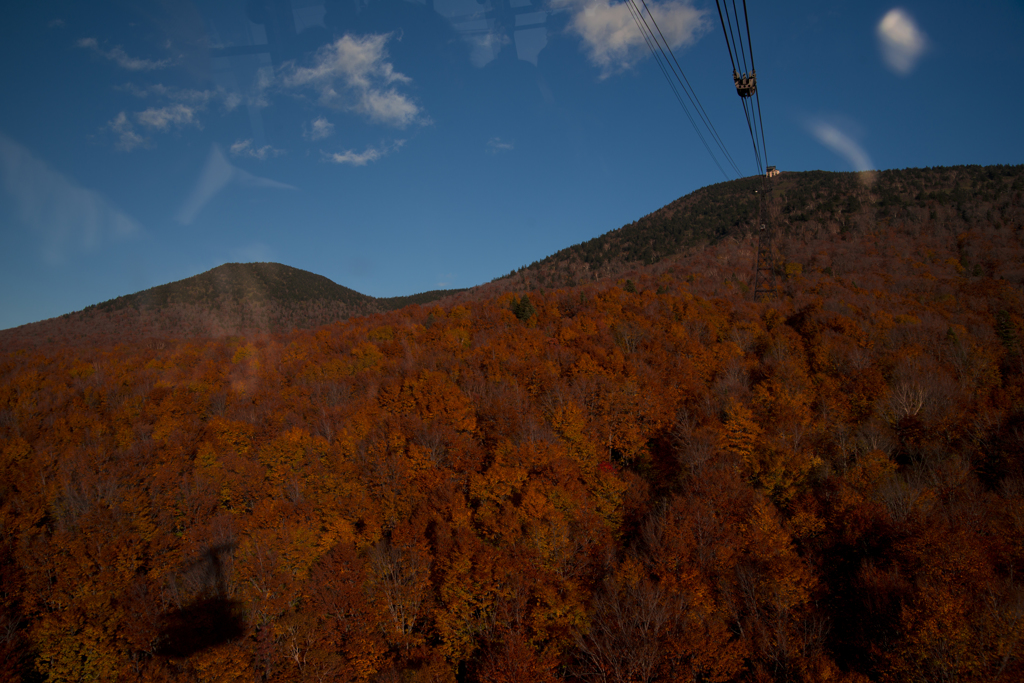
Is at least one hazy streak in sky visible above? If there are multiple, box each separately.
[809,121,874,172]
[76,37,174,71]
[0,133,140,264]
[177,145,295,225]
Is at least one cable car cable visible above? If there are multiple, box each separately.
[741,0,768,165]
[626,0,731,179]
[636,0,742,176]
[731,0,749,75]
[719,0,745,76]
[715,0,768,176]
[626,0,733,179]
[714,1,738,74]
[739,96,760,171]
[754,90,767,171]
[716,0,741,74]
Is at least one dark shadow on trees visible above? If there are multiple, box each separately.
[156,543,245,658]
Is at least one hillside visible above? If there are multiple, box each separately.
[3,163,1024,680]
[0,263,466,349]
[86,262,378,312]
[481,164,1024,293]
[3,206,1024,679]
[5,165,1021,351]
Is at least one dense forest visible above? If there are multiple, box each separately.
[2,165,1024,681]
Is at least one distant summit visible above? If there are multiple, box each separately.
[1,263,465,349]
[86,262,376,312]
[489,165,1024,291]
[5,164,1023,349]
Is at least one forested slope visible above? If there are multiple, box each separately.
[3,199,1024,680]
[0,263,466,350]
[487,164,1024,292]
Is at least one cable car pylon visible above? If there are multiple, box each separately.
[752,181,777,300]
[714,0,775,300]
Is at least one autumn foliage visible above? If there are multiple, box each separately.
[3,172,1024,681]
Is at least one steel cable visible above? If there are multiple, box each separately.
[636,0,742,176]
[626,0,731,179]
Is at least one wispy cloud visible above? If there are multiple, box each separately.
[108,112,148,152]
[106,105,194,151]
[551,0,708,76]
[307,116,334,140]
[76,37,174,71]
[321,139,405,166]
[118,83,241,112]
[809,120,874,172]
[877,8,928,75]
[322,148,382,166]
[229,139,285,160]
[487,137,514,153]
[177,145,296,224]
[0,133,140,264]
[136,103,201,130]
[251,66,275,109]
[107,88,234,150]
[280,34,425,127]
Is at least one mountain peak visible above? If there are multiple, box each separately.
[87,262,374,313]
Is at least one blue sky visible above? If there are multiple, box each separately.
[2,0,1023,329]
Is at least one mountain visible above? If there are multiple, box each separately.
[5,164,1024,682]
[4,164,1022,350]
[0,263,465,349]
[85,262,378,312]
[481,164,1024,292]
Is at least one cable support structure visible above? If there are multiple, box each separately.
[626,0,741,179]
[714,0,775,298]
[714,0,767,177]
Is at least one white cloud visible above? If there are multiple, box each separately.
[280,34,424,127]
[223,91,242,112]
[108,112,148,152]
[0,133,140,264]
[308,116,334,140]
[251,66,275,108]
[229,139,285,160]
[77,37,174,71]
[105,86,242,151]
[119,83,241,111]
[323,148,382,166]
[877,9,928,75]
[487,137,514,153]
[809,121,874,172]
[552,0,708,76]
[321,140,405,166]
[136,104,201,130]
[357,89,421,128]
[106,89,235,150]
[177,145,296,224]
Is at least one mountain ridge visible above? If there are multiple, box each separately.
[485,164,1024,291]
[0,262,467,349]
[4,163,1022,349]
